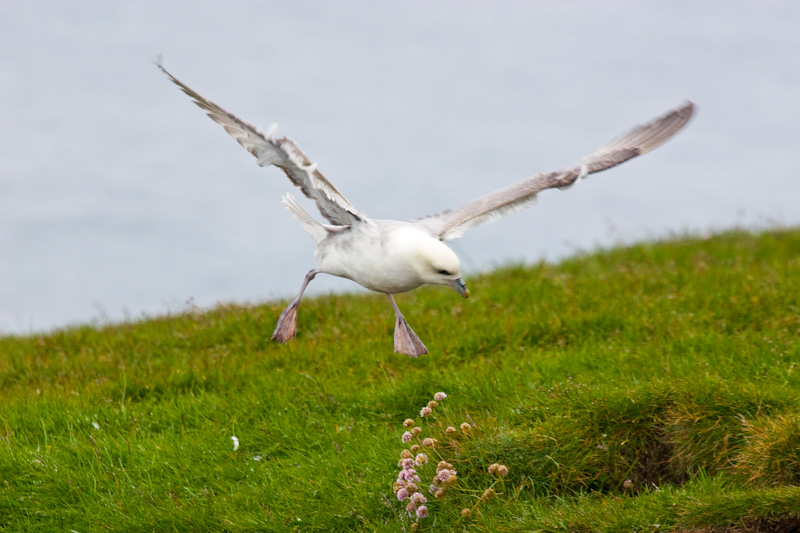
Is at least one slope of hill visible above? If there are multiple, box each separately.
[2,229,799,531]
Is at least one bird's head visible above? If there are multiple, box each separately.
[413,238,470,298]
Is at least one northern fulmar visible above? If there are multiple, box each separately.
[158,63,694,357]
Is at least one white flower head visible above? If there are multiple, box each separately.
[434,392,447,402]
[231,436,240,451]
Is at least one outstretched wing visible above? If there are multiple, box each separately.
[158,62,363,226]
[415,101,695,240]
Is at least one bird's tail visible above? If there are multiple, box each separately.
[282,194,328,244]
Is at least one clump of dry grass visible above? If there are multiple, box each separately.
[733,413,800,486]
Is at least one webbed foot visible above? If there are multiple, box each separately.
[271,301,299,343]
[393,316,428,357]
[271,269,317,344]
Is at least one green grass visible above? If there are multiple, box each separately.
[2,228,799,532]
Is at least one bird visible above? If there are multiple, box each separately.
[157,62,694,357]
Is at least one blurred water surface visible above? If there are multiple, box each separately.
[1,1,799,334]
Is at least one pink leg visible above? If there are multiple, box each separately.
[272,269,317,343]
[387,294,428,357]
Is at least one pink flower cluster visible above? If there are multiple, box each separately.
[419,392,447,418]
[390,390,505,525]
[430,460,458,499]
[393,456,429,520]
[391,391,451,525]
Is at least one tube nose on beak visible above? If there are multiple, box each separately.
[451,278,470,299]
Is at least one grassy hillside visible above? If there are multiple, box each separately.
[1,229,799,532]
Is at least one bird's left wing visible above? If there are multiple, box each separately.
[158,62,363,226]
[415,101,695,240]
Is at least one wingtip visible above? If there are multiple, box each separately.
[154,56,181,87]
[673,100,697,135]
[677,100,696,121]
[153,54,167,73]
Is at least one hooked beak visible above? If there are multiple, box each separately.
[450,278,470,299]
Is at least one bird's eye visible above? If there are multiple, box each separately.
[437,269,451,276]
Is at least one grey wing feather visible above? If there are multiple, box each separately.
[157,62,363,226]
[416,101,695,240]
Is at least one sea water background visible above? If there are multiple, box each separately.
[1,1,799,334]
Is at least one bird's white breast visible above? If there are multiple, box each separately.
[316,221,434,294]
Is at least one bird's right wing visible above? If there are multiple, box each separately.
[415,101,695,240]
[158,62,364,226]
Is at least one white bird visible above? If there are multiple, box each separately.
[158,63,694,357]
